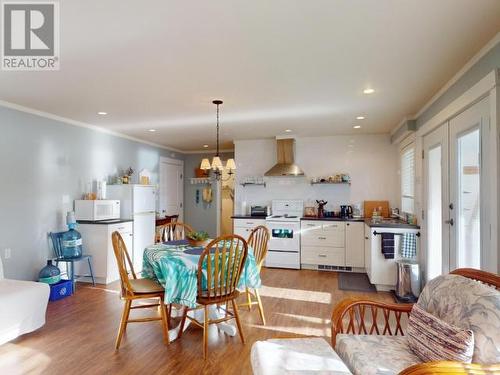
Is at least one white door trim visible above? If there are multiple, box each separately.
[159,157,184,220]
[160,156,184,166]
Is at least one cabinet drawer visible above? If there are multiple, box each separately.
[301,246,345,266]
[301,231,345,247]
[233,219,265,228]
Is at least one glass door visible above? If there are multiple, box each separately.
[449,97,489,270]
[423,124,449,280]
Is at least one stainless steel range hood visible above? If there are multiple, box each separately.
[264,138,305,177]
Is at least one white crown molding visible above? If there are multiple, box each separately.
[0,99,185,154]
[392,31,500,135]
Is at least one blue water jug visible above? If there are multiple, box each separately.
[39,260,61,284]
[60,211,83,258]
[61,228,83,258]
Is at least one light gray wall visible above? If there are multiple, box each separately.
[183,152,234,238]
[0,105,183,280]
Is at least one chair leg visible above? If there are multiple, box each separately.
[115,299,131,349]
[87,257,96,286]
[231,299,245,344]
[69,261,76,292]
[178,306,188,339]
[203,305,209,359]
[245,287,252,311]
[159,296,170,345]
[254,288,266,325]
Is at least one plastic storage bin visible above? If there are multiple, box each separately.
[49,279,73,301]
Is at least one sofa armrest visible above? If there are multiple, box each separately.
[399,360,500,374]
[331,298,413,347]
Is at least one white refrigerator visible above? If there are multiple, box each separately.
[107,184,156,272]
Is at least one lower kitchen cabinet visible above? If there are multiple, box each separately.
[345,222,365,268]
[75,221,133,284]
[233,218,266,241]
[300,220,365,270]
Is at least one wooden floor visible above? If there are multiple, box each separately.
[0,269,393,375]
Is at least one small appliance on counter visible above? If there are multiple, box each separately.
[340,205,353,219]
[74,199,120,221]
[250,205,268,217]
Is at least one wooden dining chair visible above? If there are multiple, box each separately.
[178,234,248,359]
[157,222,194,243]
[238,225,269,325]
[111,231,170,349]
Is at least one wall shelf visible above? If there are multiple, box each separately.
[240,182,266,187]
[310,181,351,186]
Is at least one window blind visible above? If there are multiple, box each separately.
[401,146,415,214]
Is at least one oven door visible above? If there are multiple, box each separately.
[266,221,300,251]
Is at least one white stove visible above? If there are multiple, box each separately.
[265,200,303,269]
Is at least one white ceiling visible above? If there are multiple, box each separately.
[1,0,499,151]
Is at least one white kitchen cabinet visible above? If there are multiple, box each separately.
[75,221,133,284]
[233,218,266,241]
[364,224,420,291]
[345,222,365,268]
[301,220,346,267]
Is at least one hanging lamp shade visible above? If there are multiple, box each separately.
[200,158,211,170]
[226,158,236,171]
[211,156,223,170]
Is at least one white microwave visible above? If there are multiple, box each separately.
[74,200,121,221]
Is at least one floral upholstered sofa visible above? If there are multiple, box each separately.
[251,269,500,375]
[332,268,500,375]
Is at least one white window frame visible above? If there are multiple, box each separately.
[400,141,416,214]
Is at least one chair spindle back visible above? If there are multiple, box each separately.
[112,231,137,296]
[159,222,194,243]
[247,225,270,269]
[197,235,248,300]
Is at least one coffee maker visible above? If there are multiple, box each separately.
[340,205,353,219]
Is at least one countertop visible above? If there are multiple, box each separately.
[231,215,267,219]
[77,219,133,225]
[302,216,420,229]
[301,216,365,222]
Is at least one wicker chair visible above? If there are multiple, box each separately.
[178,234,248,359]
[239,225,270,325]
[331,268,500,374]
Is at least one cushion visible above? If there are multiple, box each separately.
[251,337,352,375]
[407,304,474,363]
[335,334,421,375]
[417,274,500,364]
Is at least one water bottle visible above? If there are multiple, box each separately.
[38,260,61,284]
[61,212,82,258]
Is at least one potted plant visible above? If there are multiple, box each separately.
[186,231,210,247]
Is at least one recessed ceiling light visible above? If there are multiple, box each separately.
[148,129,156,132]
[363,88,375,94]
[203,144,209,148]
[285,129,292,133]
[97,111,107,115]
[356,116,365,120]
[353,125,362,129]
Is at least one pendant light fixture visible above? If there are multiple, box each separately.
[200,100,236,181]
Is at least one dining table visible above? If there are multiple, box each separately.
[142,239,262,341]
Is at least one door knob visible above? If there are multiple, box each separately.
[445,218,454,226]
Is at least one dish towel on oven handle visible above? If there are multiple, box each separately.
[401,232,417,259]
[380,233,395,259]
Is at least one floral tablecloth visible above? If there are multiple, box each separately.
[142,239,261,308]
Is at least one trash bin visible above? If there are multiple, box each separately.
[395,260,420,303]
